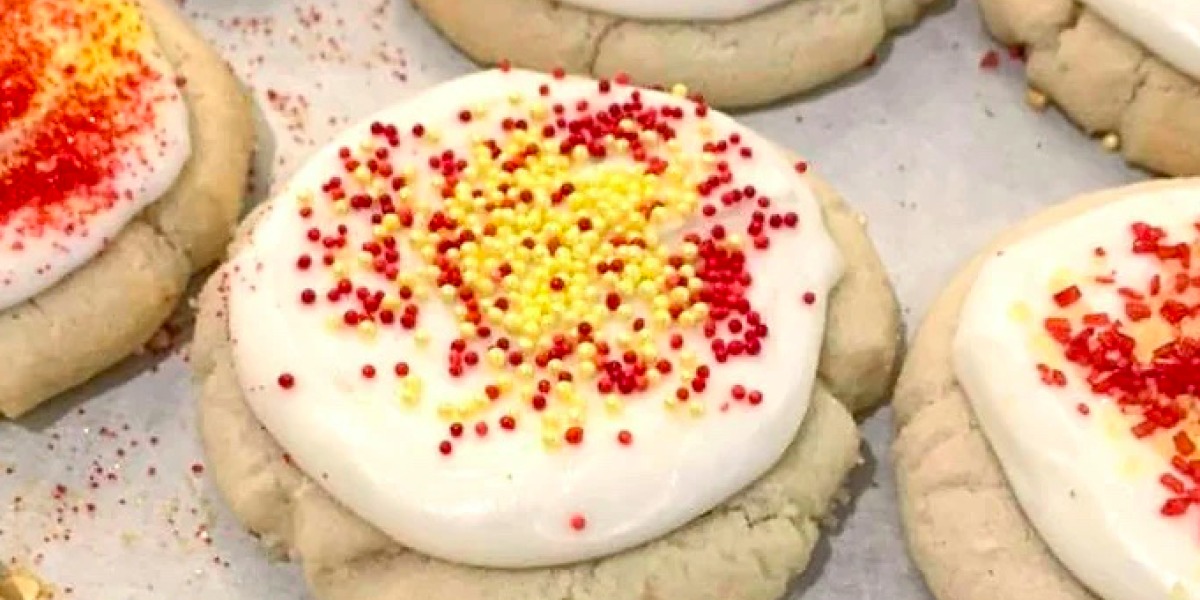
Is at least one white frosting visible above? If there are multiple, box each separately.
[227,70,843,567]
[556,0,789,21]
[1081,0,1200,80]
[0,6,192,311]
[956,183,1200,600]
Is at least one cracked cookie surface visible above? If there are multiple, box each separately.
[192,168,900,600]
[0,0,254,419]
[979,0,1200,176]
[411,0,937,109]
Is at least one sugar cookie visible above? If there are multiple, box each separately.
[194,69,901,599]
[896,179,1200,600]
[412,0,937,109]
[0,0,254,418]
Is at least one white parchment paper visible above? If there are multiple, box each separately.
[0,0,1144,597]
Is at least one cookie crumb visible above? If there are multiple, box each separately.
[0,566,54,600]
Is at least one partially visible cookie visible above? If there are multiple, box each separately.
[895,179,1200,600]
[193,69,901,599]
[979,0,1200,176]
[411,0,938,109]
[0,0,254,418]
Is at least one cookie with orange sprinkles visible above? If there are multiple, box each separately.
[193,68,900,599]
[0,0,254,418]
[895,179,1200,600]
[411,0,939,109]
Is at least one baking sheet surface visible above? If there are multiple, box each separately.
[0,0,1144,597]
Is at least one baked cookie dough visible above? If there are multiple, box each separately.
[979,0,1200,176]
[0,0,254,418]
[895,179,1200,600]
[193,69,901,598]
[411,0,939,109]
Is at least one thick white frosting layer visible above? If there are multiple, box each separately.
[0,2,192,311]
[955,183,1200,600]
[227,70,843,568]
[556,0,789,21]
[1081,0,1200,80]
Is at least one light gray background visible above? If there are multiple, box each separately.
[0,0,1143,597]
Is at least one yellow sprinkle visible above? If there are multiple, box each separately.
[604,395,623,413]
[496,374,514,392]
[1101,132,1121,152]
[414,329,430,346]
[1025,88,1049,112]
[670,83,689,97]
[578,362,597,379]
[333,200,349,215]
[357,321,378,338]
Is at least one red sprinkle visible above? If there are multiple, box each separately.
[569,513,587,531]
[979,50,1001,70]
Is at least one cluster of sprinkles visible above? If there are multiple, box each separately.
[1032,220,1200,529]
[271,69,814,486]
[0,0,176,243]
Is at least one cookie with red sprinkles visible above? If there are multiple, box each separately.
[977,0,1200,175]
[0,0,254,418]
[193,68,900,599]
[896,179,1200,600]
[412,0,939,109]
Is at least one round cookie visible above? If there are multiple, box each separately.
[411,0,938,109]
[894,179,1200,600]
[192,69,901,598]
[0,0,254,418]
[978,0,1200,176]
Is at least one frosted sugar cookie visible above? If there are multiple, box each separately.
[411,0,938,109]
[0,0,254,418]
[193,68,900,599]
[979,0,1200,176]
[896,179,1200,600]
